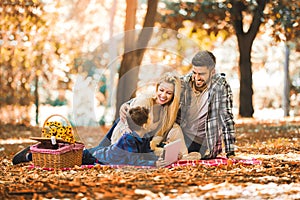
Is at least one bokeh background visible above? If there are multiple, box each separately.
[0,0,299,127]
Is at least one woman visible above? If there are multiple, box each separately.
[111,72,188,156]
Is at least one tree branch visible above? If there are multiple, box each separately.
[230,0,245,35]
[136,0,158,59]
[247,0,268,40]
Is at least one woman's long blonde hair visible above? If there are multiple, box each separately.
[153,72,181,138]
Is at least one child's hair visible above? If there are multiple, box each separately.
[126,106,150,131]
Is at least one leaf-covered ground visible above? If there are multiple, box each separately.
[0,118,300,199]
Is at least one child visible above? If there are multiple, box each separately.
[86,106,169,167]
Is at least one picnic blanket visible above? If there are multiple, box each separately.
[28,156,262,171]
[99,156,261,169]
[170,156,262,167]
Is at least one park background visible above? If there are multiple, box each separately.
[0,0,299,128]
[1,1,300,199]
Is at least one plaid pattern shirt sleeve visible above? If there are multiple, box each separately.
[206,74,236,158]
[219,77,236,153]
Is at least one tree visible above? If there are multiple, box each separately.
[157,0,272,117]
[115,0,159,119]
[230,0,267,117]
[0,0,113,124]
[266,0,300,116]
[158,0,300,117]
[0,0,56,124]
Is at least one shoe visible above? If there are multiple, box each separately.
[81,149,96,165]
[12,146,31,165]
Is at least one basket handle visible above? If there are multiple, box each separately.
[42,114,71,129]
[41,114,83,144]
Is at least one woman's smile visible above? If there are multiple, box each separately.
[155,81,174,105]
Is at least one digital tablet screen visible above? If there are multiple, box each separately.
[163,139,181,165]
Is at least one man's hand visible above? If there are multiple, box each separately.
[226,151,235,159]
[227,152,247,161]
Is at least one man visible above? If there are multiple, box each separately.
[177,50,236,159]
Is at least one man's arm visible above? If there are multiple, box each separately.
[220,80,236,157]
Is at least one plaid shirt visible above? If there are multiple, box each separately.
[92,132,158,166]
[177,73,236,158]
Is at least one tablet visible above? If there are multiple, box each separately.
[163,139,181,165]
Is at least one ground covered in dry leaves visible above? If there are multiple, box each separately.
[0,118,300,199]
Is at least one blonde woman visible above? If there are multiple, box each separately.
[113,72,188,156]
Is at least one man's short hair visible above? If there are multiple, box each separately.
[191,50,216,69]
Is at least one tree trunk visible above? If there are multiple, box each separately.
[108,0,118,108]
[237,36,254,117]
[35,75,39,125]
[116,0,138,120]
[283,43,290,117]
[115,0,158,120]
[230,0,267,117]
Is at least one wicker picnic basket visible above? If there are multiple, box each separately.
[30,114,84,169]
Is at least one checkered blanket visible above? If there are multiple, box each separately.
[29,156,261,171]
[104,157,262,169]
[170,156,262,167]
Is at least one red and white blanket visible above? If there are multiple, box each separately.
[171,156,262,167]
[29,157,262,171]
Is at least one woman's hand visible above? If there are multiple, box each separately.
[153,147,164,156]
[119,103,130,123]
[150,136,163,150]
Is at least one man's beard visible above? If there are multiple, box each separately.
[193,74,212,92]
[193,81,207,93]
